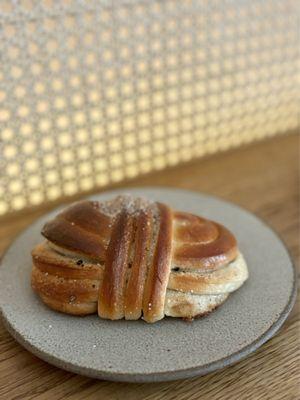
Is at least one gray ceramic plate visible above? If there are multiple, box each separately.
[0,188,296,382]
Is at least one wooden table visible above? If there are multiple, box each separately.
[0,133,299,400]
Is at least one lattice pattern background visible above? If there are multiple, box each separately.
[0,0,299,216]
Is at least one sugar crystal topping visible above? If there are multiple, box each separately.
[97,194,156,218]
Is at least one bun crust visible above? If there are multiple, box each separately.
[31,196,248,322]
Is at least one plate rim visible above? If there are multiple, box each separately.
[0,187,297,382]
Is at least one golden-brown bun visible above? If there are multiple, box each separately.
[31,196,248,322]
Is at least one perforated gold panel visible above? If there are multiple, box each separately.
[0,0,299,215]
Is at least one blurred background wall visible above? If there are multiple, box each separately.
[0,0,299,217]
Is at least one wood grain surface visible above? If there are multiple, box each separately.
[0,133,299,400]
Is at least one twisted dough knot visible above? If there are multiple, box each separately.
[32,195,247,322]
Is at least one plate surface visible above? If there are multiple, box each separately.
[0,188,296,382]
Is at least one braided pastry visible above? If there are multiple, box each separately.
[31,195,248,323]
